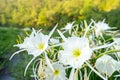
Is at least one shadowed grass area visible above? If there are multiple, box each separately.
[0,27,19,70]
[0,27,33,80]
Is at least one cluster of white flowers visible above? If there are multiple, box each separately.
[10,20,120,80]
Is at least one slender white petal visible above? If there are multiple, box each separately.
[33,59,41,80]
[33,67,38,80]
[44,51,54,71]
[37,29,42,33]
[32,28,37,35]
[69,68,75,80]
[73,69,78,80]
[50,43,63,47]
[24,57,36,76]
[80,70,83,80]
[85,61,107,80]
[57,29,67,41]
[92,42,115,51]
[84,20,93,37]
[48,24,58,39]
[9,49,26,60]
[88,70,93,79]
[84,68,89,80]
[114,74,120,77]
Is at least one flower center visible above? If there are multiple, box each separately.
[53,69,60,76]
[38,43,44,50]
[73,48,81,58]
[39,73,45,78]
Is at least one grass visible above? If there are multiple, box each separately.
[0,27,32,80]
[0,27,19,69]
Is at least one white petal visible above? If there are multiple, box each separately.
[85,61,106,80]
[84,20,93,37]
[92,42,115,51]
[9,49,26,60]
[44,51,54,71]
[57,29,67,41]
[24,57,36,76]
[48,24,58,39]
[95,55,120,77]
[69,68,75,80]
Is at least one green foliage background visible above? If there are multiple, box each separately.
[0,28,33,80]
[0,0,120,29]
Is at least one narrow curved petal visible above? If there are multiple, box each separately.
[48,24,58,39]
[92,42,115,51]
[69,68,75,80]
[24,57,36,76]
[85,61,106,80]
[50,43,63,47]
[57,29,67,41]
[9,49,26,60]
[44,51,54,71]
[84,20,93,37]
[32,28,37,35]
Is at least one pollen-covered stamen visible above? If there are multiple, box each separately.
[16,39,20,44]
[38,43,44,50]
[24,31,29,36]
[39,72,45,78]
[16,35,22,44]
[53,69,60,76]
[72,48,81,58]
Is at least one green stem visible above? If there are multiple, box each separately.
[96,49,120,59]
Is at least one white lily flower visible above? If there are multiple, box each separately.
[10,24,58,76]
[59,36,92,68]
[94,20,110,37]
[95,55,120,77]
[10,24,57,58]
[61,21,75,30]
[15,33,49,57]
[58,36,92,80]
[57,29,115,80]
[45,63,67,80]
[61,21,75,34]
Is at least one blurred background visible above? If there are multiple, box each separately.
[0,0,120,80]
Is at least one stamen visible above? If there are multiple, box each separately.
[24,31,29,36]
[17,35,22,43]
[73,48,81,58]
[16,39,20,44]
[38,43,44,50]
[53,69,60,76]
